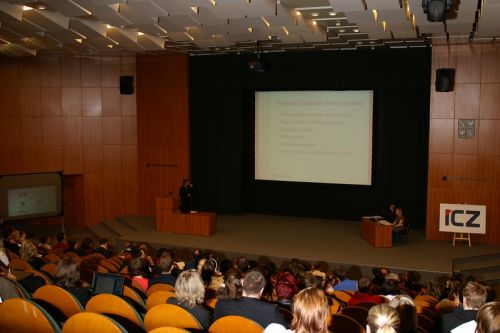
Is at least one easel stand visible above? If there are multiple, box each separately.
[453,232,471,247]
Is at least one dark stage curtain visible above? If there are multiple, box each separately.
[189,48,431,228]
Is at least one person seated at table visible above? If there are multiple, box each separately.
[392,207,407,232]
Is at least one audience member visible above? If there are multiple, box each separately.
[148,252,177,288]
[389,294,418,333]
[0,233,15,280]
[265,287,330,333]
[437,282,463,314]
[129,257,149,292]
[214,269,289,328]
[366,303,400,333]
[475,302,500,333]
[348,276,383,306]
[381,278,400,301]
[55,258,91,307]
[167,270,212,330]
[4,228,20,255]
[94,238,114,259]
[74,237,94,256]
[441,281,487,333]
[37,235,52,254]
[333,266,358,291]
[20,239,46,271]
[274,271,298,310]
[216,267,243,300]
[52,232,68,253]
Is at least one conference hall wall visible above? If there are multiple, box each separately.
[190,48,431,227]
[427,44,500,244]
[0,56,138,228]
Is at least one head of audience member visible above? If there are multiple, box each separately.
[475,301,500,333]
[20,239,38,261]
[423,278,440,298]
[79,237,94,255]
[7,229,19,244]
[201,257,217,285]
[357,276,372,293]
[129,257,147,277]
[66,237,77,251]
[17,230,27,245]
[223,267,243,299]
[382,279,400,296]
[55,258,81,289]
[395,207,404,218]
[219,258,233,275]
[98,238,109,249]
[236,256,250,273]
[56,232,66,244]
[175,270,205,309]
[290,287,329,333]
[2,225,13,242]
[39,235,50,246]
[302,272,321,289]
[389,294,417,333]
[159,252,174,274]
[462,281,487,310]
[243,270,266,298]
[334,266,348,281]
[366,304,400,333]
[275,272,298,302]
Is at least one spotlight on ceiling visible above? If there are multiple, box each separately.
[248,41,268,72]
[422,0,453,22]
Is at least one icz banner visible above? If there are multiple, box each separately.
[439,204,486,234]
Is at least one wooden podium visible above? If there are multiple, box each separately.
[155,197,216,236]
[361,217,392,248]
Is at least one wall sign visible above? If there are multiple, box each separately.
[439,203,486,234]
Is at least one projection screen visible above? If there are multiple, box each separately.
[255,90,374,185]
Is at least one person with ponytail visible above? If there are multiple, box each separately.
[366,303,401,333]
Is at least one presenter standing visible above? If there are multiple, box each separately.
[179,179,193,213]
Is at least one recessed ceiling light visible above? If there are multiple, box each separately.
[353,29,359,33]
[296,11,301,16]
[37,5,46,10]
[339,29,345,33]
[329,12,336,16]
[137,32,144,36]
[106,24,112,29]
[357,41,363,45]
[312,13,318,17]
[248,27,253,32]
[22,6,33,11]
[336,22,341,26]
[313,20,317,25]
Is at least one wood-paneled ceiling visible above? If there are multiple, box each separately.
[0,0,498,57]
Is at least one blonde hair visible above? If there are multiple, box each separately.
[175,270,205,309]
[20,240,38,261]
[291,287,329,333]
[476,301,500,333]
[367,304,400,333]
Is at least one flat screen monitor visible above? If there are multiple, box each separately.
[91,272,125,296]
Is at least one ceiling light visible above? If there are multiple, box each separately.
[312,13,318,17]
[37,5,46,10]
[353,29,359,33]
[137,32,144,36]
[210,0,217,5]
[313,20,317,25]
[248,27,253,32]
[372,9,378,22]
[339,29,345,33]
[107,44,113,48]
[296,11,301,16]
[106,24,112,29]
[329,12,336,16]
[190,6,199,14]
[382,21,387,31]
[336,22,341,26]
[357,41,363,45]
[22,6,33,11]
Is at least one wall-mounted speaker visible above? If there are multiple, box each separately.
[120,75,134,95]
[435,68,455,92]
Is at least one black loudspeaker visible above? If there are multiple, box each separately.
[120,75,134,95]
[435,68,455,92]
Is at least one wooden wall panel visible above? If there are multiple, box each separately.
[137,55,190,216]
[479,84,500,119]
[0,55,138,228]
[427,45,500,244]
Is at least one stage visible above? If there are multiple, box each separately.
[90,214,500,279]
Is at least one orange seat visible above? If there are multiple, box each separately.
[86,293,144,329]
[149,328,192,333]
[62,312,127,333]
[208,315,264,333]
[331,290,354,304]
[33,284,85,318]
[40,263,57,279]
[9,258,34,271]
[123,284,147,311]
[99,260,119,272]
[146,290,176,310]
[0,298,61,333]
[146,282,176,296]
[144,303,203,331]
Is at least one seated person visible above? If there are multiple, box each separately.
[264,287,330,333]
[216,268,243,300]
[94,238,114,259]
[475,301,500,333]
[389,295,418,333]
[129,257,149,293]
[148,252,177,288]
[348,276,382,306]
[214,270,289,328]
[20,240,46,271]
[393,207,408,233]
[52,233,68,253]
[55,258,92,307]
[366,304,400,333]
[168,270,212,330]
[333,266,358,291]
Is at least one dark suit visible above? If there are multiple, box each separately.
[148,274,177,288]
[214,296,289,328]
[441,307,478,333]
[95,246,114,259]
[179,184,193,213]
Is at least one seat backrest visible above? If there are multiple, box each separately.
[43,253,62,263]
[332,290,354,304]
[123,284,147,310]
[9,258,34,271]
[99,260,119,272]
[146,282,176,296]
[149,328,192,333]
[33,284,84,317]
[40,263,58,279]
[341,306,369,326]
[208,315,264,333]
[0,298,61,333]
[146,290,176,310]
[62,312,127,333]
[144,303,202,331]
[330,314,366,333]
[416,313,435,330]
[85,293,144,328]
[355,302,377,310]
